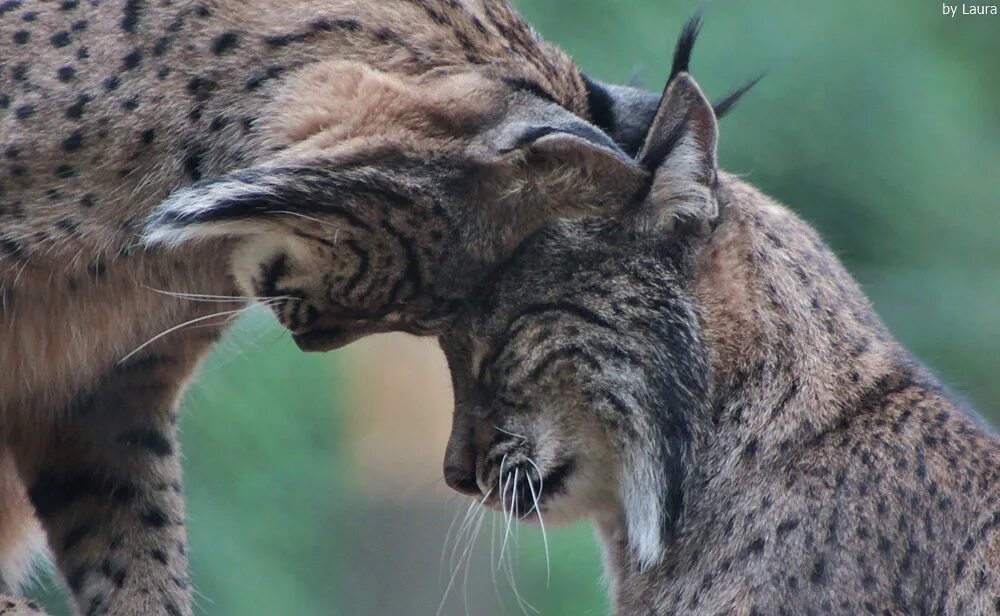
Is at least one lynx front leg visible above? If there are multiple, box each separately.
[17,327,222,616]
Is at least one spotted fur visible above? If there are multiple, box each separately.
[440,22,999,615]
[0,1,661,613]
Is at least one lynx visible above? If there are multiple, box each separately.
[440,18,999,615]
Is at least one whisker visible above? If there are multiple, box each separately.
[488,511,508,613]
[526,469,551,588]
[462,507,487,616]
[499,471,515,568]
[493,425,529,443]
[440,505,465,586]
[272,210,345,231]
[449,498,480,576]
[118,307,250,363]
[525,458,545,497]
[438,490,491,616]
[512,468,521,546]
[143,286,299,303]
[503,527,538,616]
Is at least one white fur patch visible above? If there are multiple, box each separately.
[622,451,667,569]
[142,176,285,247]
[0,518,51,593]
[230,233,312,297]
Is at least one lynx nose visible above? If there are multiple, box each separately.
[444,464,480,496]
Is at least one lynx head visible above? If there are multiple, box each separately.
[440,17,753,568]
[143,61,650,350]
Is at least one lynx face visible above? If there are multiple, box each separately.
[440,217,711,544]
[440,36,730,566]
[145,65,649,350]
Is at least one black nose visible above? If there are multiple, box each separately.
[444,465,481,496]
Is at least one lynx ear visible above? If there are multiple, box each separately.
[487,92,650,211]
[635,71,720,234]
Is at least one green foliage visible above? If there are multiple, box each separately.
[182,311,347,615]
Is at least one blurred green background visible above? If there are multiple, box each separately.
[31,1,999,614]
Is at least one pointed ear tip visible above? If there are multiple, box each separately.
[672,72,710,99]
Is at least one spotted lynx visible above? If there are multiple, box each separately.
[440,19,999,615]
[0,1,669,614]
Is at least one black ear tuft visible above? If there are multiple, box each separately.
[669,12,703,83]
[713,73,764,119]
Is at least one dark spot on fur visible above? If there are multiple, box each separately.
[809,555,826,585]
[0,234,26,258]
[744,537,766,556]
[110,482,137,504]
[140,507,169,528]
[80,193,96,207]
[56,218,80,235]
[211,31,239,54]
[51,31,72,48]
[152,36,170,56]
[14,104,34,120]
[57,66,77,82]
[0,1,23,15]
[186,75,216,100]
[63,130,84,152]
[182,144,205,180]
[122,49,143,70]
[118,428,173,457]
[103,75,121,91]
[122,0,144,33]
[13,30,29,44]
[121,96,140,111]
[208,116,229,132]
[141,128,156,144]
[55,165,77,179]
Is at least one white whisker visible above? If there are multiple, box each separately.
[498,471,515,568]
[272,210,344,231]
[526,469,551,588]
[439,505,465,585]
[118,307,250,364]
[488,511,508,613]
[493,425,529,443]
[462,507,487,616]
[503,524,538,616]
[438,490,491,616]
[449,498,480,575]
[143,286,298,303]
